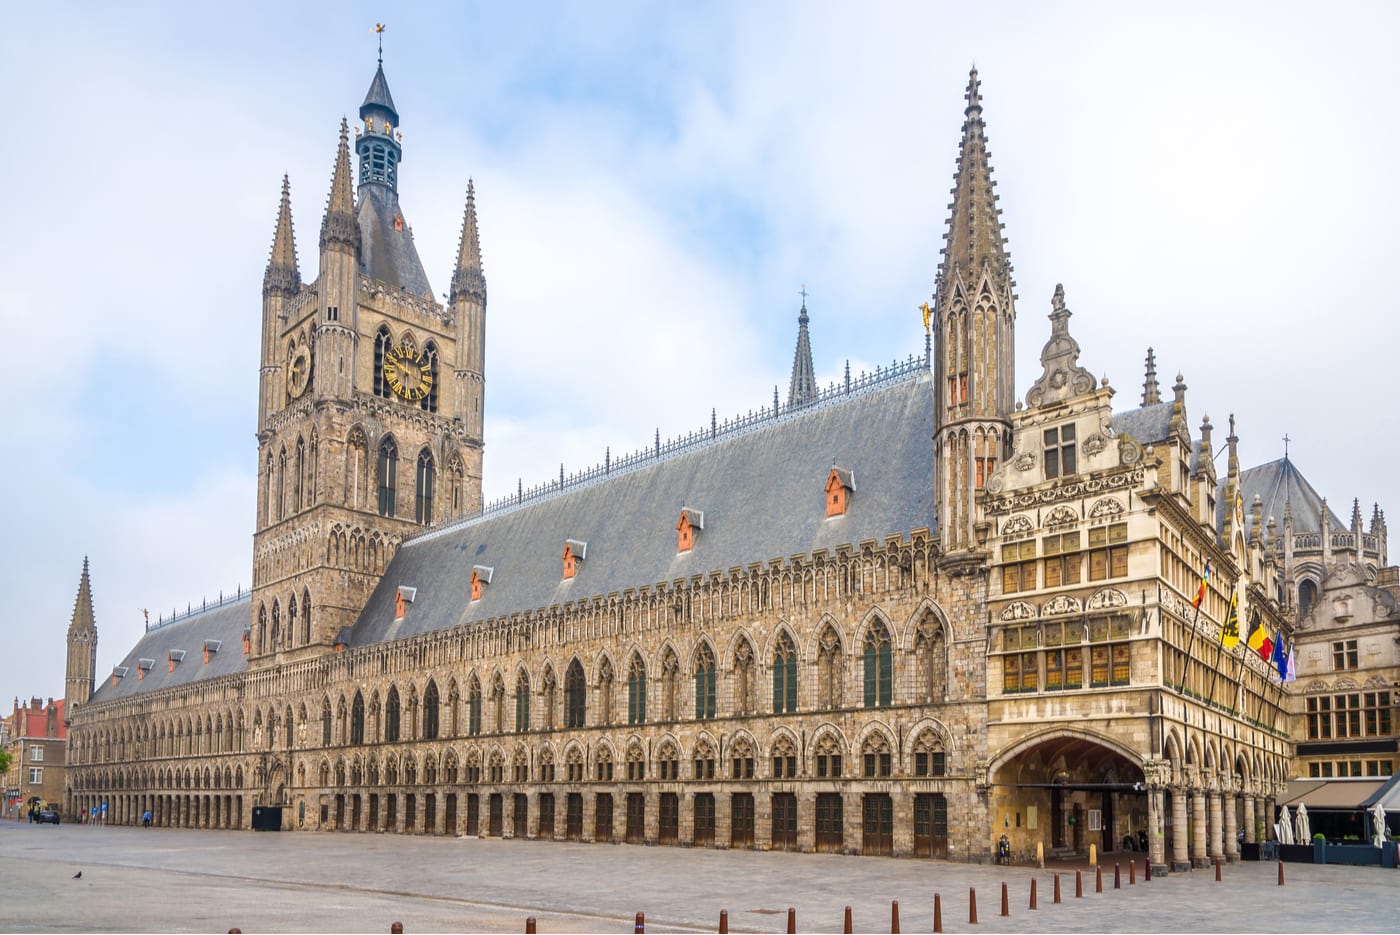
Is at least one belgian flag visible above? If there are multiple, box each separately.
[1245,606,1270,660]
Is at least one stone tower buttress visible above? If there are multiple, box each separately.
[450,180,487,515]
[315,119,362,401]
[932,68,1016,556]
[64,557,97,725]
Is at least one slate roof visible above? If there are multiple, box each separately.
[1219,457,1346,539]
[88,597,250,703]
[358,186,434,299]
[1110,402,1173,446]
[351,369,937,646]
[359,63,399,123]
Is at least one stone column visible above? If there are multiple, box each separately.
[716,792,733,848]
[1243,795,1257,844]
[755,790,773,851]
[1224,793,1239,861]
[1208,788,1224,862]
[797,789,816,853]
[1190,789,1208,868]
[502,792,516,839]
[1170,786,1190,872]
[1264,796,1276,840]
[582,792,597,843]
[843,792,861,856]
[1147,787,1166,873]
[644,791,659,845]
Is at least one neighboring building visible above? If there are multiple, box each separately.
[63,60,1394,872]
[4,697,67,818]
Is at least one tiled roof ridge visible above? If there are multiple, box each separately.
[408,351,929,547]
[145,591,251,632]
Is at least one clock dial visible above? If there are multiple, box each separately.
[286,345,312,398]
[383,345,434,402]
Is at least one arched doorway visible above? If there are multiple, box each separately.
[988,730,1148,862]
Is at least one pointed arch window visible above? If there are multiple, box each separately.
[420,342,440,413]
[541,668,556,730]
[301,589,312,645]
[491,674,506,733]
[773,631,798,713]
[270,599,281,650]
[734,639,755,715]
[915,620,948,703]
[863,619,893,708]
[661,649,680,721]
[350,691,365,745]
[276,447,287,521]
[448,456,465,517]
[320,700,332,746]
[515,671,531,733]
[377,437,398,517]
[627,654,647,725]
[694,644,717,720]
[817,628,843,709]
[373,326,392,398]
[415,449,434,525]
[384,686,401,742]
[293,437,305,512]
[598,657,615,726]
[423,680,440,740]
[467,677,482,736]
[564,659,587,728]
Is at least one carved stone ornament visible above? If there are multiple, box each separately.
[1000,601,1036,621]
[1025,284,1098,408]
[1082,432,1108,456]
[1118,436,1143,465]
[985,470,1005,495]
[1013,451,1037,471]
[1045,505,1079,528]
[1041,594,1083,616]
[1088,496,1125,519]
[1001,515,1034,537]
[983,467,1145,516]
[1087,587,1128,610]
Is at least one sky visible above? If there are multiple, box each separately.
[4,1,1397,703]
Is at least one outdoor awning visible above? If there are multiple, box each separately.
[1278,778,1386,810]
[1359,772,1400,809]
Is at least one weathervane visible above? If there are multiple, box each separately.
[374,22,387,64]
[1283,433,1291,459]
[919,301,933,334]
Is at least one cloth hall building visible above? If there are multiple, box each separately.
[62,61,1397,872]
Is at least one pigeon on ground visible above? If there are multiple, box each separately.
[72,871,82,879]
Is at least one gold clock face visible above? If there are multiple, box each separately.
[383,345,433,401]
[287,345,312,398]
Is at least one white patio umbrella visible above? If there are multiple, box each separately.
[1295,803,1310,843]
[1371,802,1389,847]
[1277,805,1294,844]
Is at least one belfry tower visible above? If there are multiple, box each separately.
[249,54,487,666]
[932,68,1016,556]
[64,558,97,725]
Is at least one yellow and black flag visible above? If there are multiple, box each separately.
[1220,592,1240,649]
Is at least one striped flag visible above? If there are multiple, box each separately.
[1193,559,1212,609]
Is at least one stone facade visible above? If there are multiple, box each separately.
[4,697,67,819]
[61,63,1395,873]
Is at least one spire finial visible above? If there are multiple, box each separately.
[451,180,487,303]
[264,174,301,294]
[965,65,982,114]
[1141,347,1160,406]
[374,22,386,65]
[1282,433,1291,460]
[319,119,360,252]
[788,287,816,407]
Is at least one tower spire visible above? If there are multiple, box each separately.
[451,180,487,304]
[319,118,360,252]
[1142,347,1161,406]
[263,175,301,296]
[64,557,97,722]
[787,286,816,407]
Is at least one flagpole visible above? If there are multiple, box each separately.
[1178,600,1203,695]
[1268,638,1290,733]
[1204,584,1238,709]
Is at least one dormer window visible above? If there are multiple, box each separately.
[471,565,493,602]
[203,640,222,665]
[676,509,703,554]
[168,650,186,673]
[137,659,154,681]
[562,539,587,580]
[1044,425,1076,480]
[826,467,855,517]
[111,666,129,687]
[395,586,416,621]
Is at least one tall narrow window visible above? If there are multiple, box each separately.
[863,620,893,707]
[817,628,843,709]
[373,326,392,398]
[423,680,440,740]
[350,691,365,745]
[467,677,482,735]
[321,701,332,746]
[565,659,587,728]
[597,658,615,726]
[1044,424,1077,479]
[772,631,798,713]
[515,671,531,733]
[293,437,305,512]
[627,654,647,725]
[415,449,435,525]
[661,650,679,721]
[377,437,398,517]
[694,644,717,719]
[384,686,401,742]
[733,639,755,715]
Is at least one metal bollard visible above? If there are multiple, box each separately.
[1095,865,1103,893]
[1278,862,1285,886]
[1145,859,1153,882]
[525,918,536,934]
[1053,873,1061,904]
[933,893,942,934]
[844,906,853,934]
[1114,861,1121,889]
[635,911,645,934]
[787,907,796,934]
[1075,869,1083,898]
[1215,857,1222,882]
[969,887,978,925]
[1000,881,1009,917]
[891,900,900,934]
[1029,877,1037,910]
[719,909,728,934]
[391,924,404,934]
[1130,859,1136,885]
